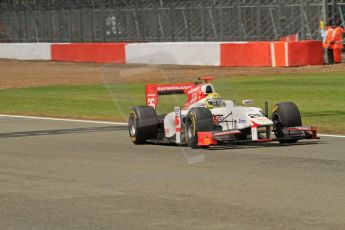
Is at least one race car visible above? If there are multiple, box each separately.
[128,77,318,148]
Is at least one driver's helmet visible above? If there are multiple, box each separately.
[206,92,223,109]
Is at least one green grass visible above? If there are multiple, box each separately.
[0,72,344,134]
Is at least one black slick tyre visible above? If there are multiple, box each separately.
[185,107,213,149]
[272,102,302,144]
[128,106,158,144]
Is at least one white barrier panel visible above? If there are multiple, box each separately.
[126,42,221,66]
[0,43,51,60]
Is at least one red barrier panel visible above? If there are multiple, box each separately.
[272,42,286,67]
[51,43,126,63]
[287,41,323,66]
[220,42,272,67]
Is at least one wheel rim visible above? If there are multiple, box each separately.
[272,113,281,126]
[186,117,195,141]
[272,112,285,137]
[128,115,137,136]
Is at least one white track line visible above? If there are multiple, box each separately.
[1,114,345,138]
[318,134,345,138]
[0,114,127,125]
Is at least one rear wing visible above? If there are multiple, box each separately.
[145,77,216,109]
[145,83,195,109]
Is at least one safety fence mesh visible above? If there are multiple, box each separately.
[0,0,340,43]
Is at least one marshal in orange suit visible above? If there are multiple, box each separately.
[331,23,344,64]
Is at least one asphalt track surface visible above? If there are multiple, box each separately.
[0,116,344,230]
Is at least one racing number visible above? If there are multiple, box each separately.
[147,97,156,108]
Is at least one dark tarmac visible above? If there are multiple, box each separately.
[0,115,344,230]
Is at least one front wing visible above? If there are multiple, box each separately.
[197,127,319,147]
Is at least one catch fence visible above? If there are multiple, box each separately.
[0,0,343,43]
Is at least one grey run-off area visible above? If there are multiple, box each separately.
[0,115,344,230]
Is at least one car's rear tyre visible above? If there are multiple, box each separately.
[272,102,302,143]
[185,107,213,149]
[128,106,158,144]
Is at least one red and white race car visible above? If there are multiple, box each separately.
[128,77,318,148]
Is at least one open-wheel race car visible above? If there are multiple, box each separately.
[128,77,319,148]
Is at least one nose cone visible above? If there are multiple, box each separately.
[250,116,273,126]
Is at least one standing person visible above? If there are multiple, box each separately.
[331,22,344,64]
[323,24,334,64]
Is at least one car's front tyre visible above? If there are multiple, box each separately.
[129,106,158,144]
[272,102,302,144]
[185,107,213,149]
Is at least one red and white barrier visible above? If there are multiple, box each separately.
[0,43,51,60]
[221,42,272,67]
[270,41,323,67]
[287,41,324,66]
[51,43,126,64]
[0,41,323,67]
[125,42,221,66]
[271,42,289,67]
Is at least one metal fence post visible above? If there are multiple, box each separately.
[90,0,94,42]
[322,0,329,25]
[186,1,191,41]
[331,0,336,24]
[256,1,262,40]
[140,1,146,42]
[300,2,306,40]
[201,0,206,41]
[115,8,120,42]
[24,11,29,42]
[79,8,83,42]
[170,3,175,41]
[102,9,106,42]
[68,9,72,42]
